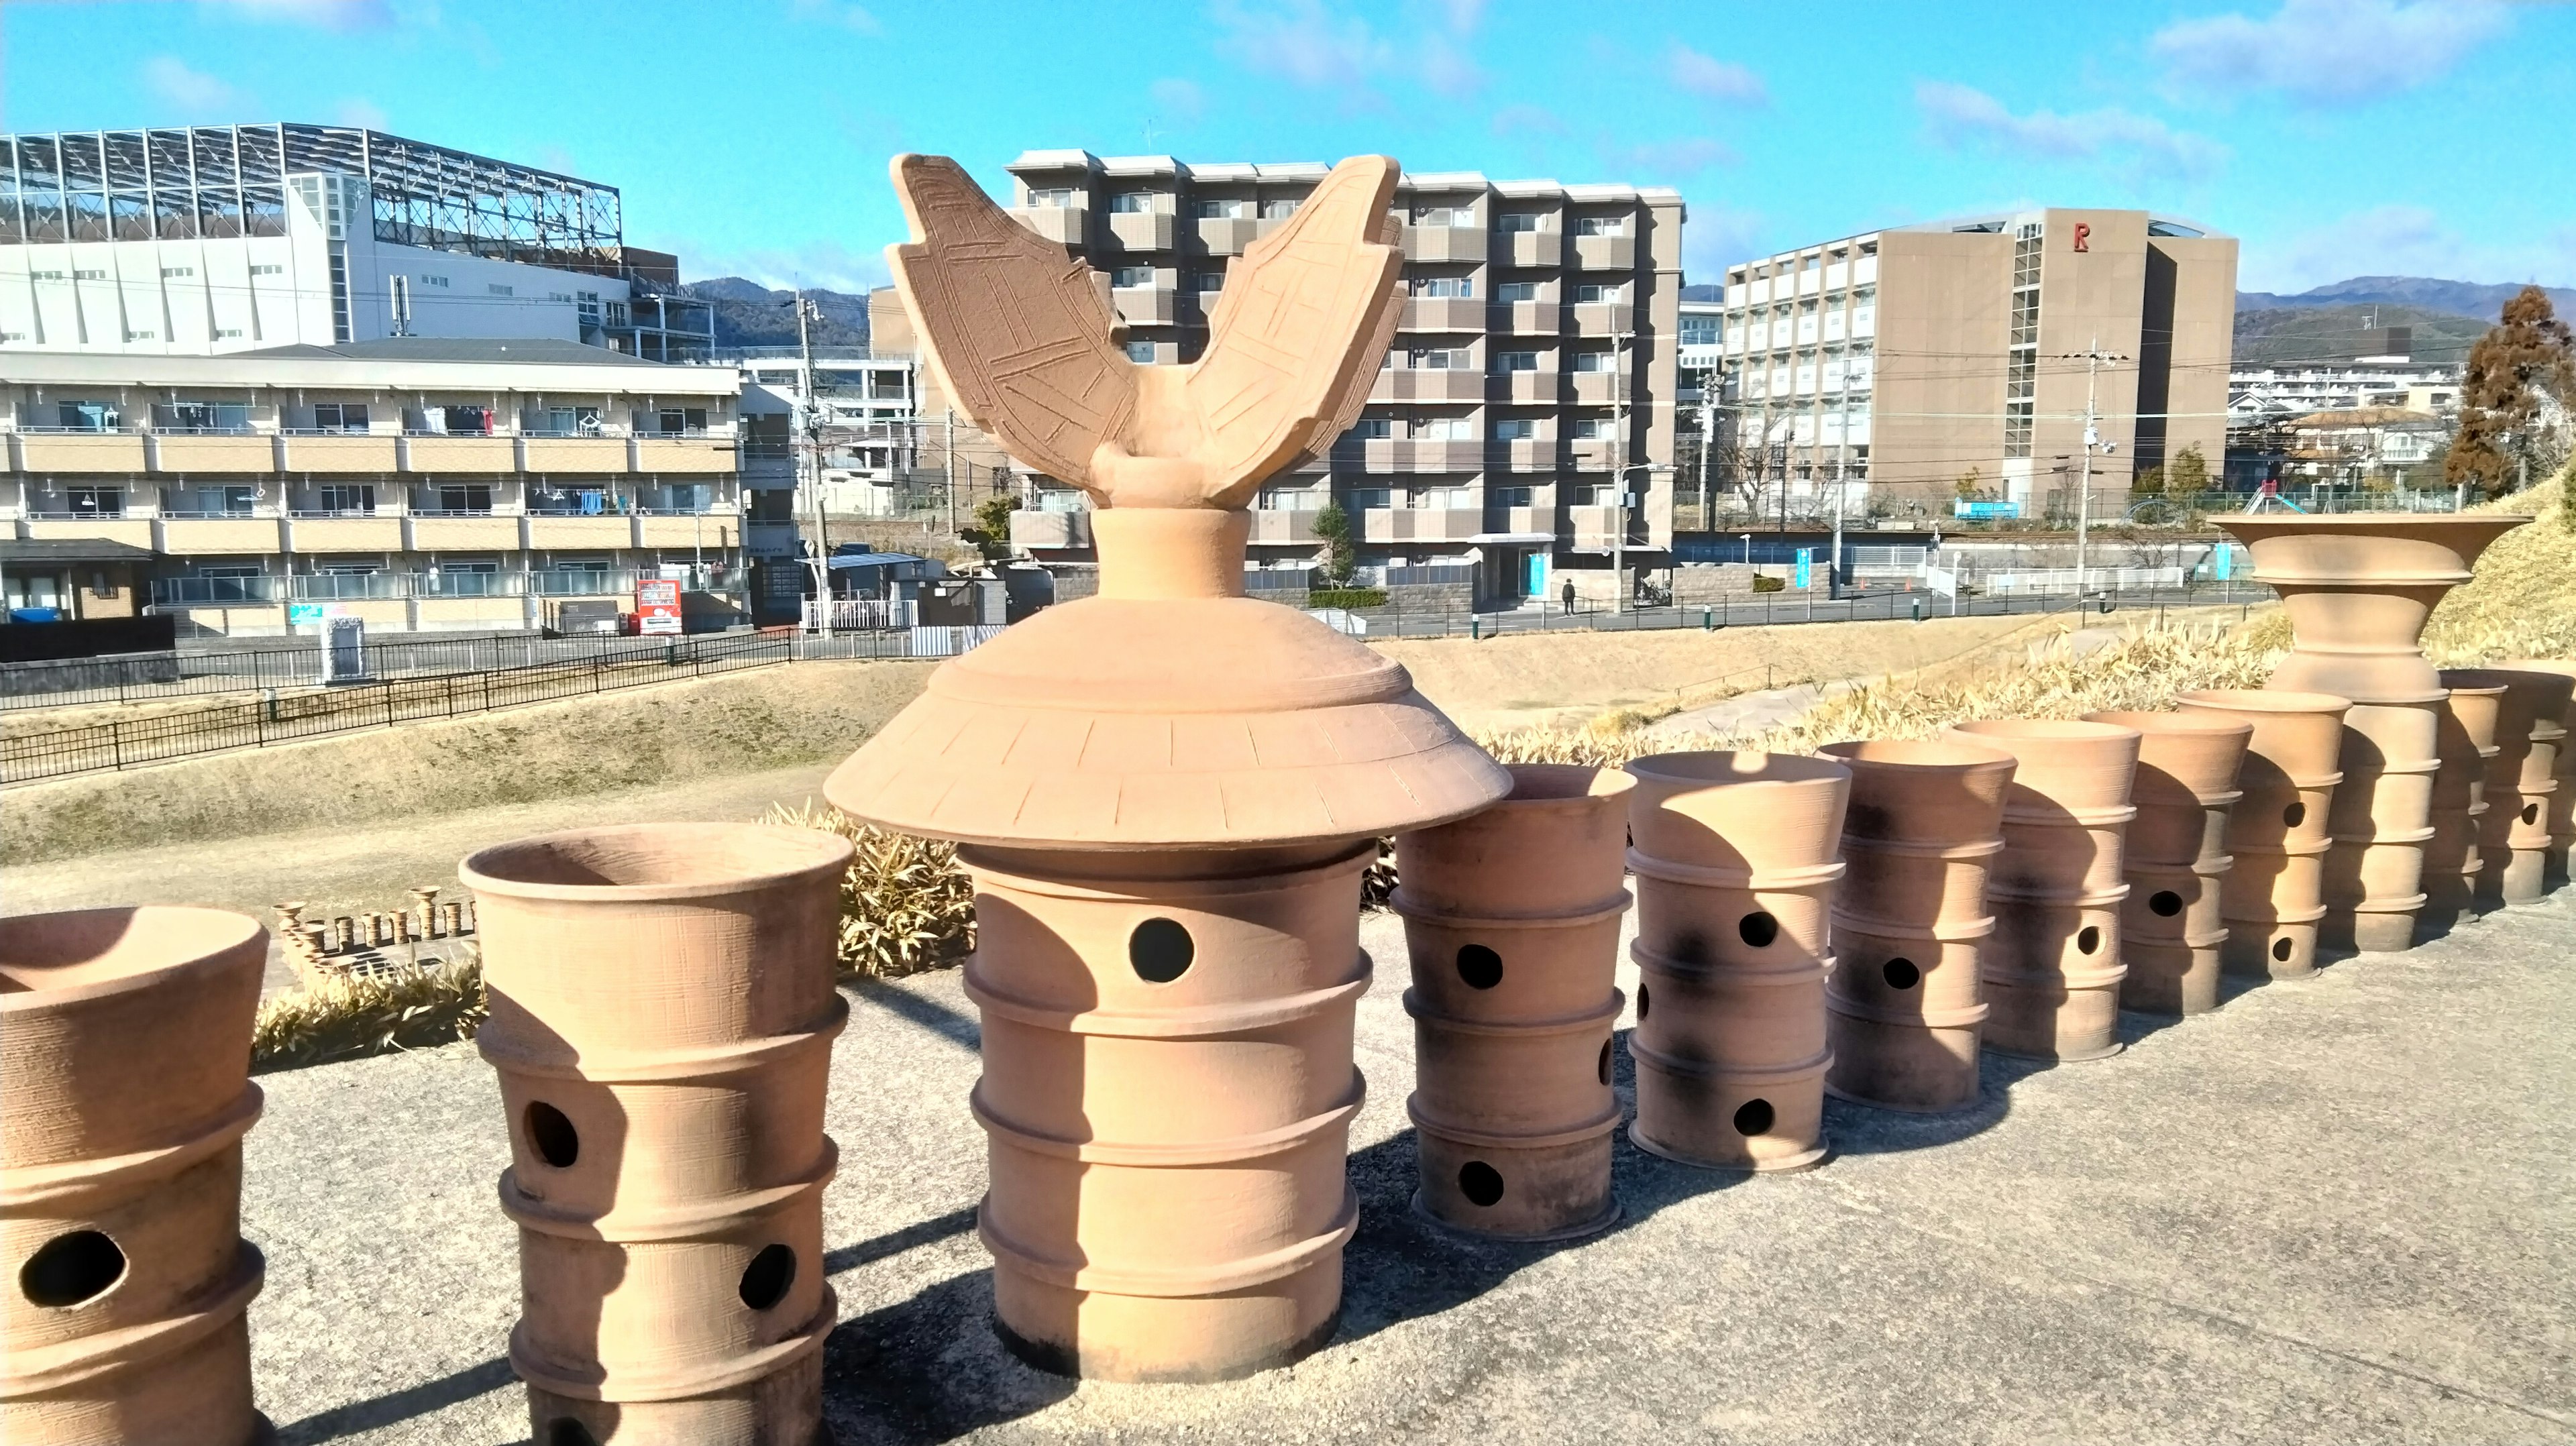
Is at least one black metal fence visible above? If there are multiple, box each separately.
[2,630,792,785]
[1323,580,2271,639]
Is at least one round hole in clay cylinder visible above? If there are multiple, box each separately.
[1733,1099,1775,1137]
[2283,801,2305,828]
[548,1422,600,1446]
[1456,944,1504,990]
[739,1243,798,1312]
[1128,917,1194,983]
[1882,957,1921,990]
[1637,983,1650,1021]
[2149,891,2184,917]
[1738,911,1780,948]
[1458,1161,1505,1207]
[524,1101,579,1169]
[20,1230,125,1309]
[2273,936,2294,962]
[2077,926,2102,955]
[1597,1037,1613,1085]
[2524,803,2542,825]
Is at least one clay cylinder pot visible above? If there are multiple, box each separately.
[2498,659,2576,887]
[2314,699,2444,953]
[1392,764,1632,1241]
[1939,720,2140,1060]
[958,840,1373,1383]
[2084,711,2253,1016]
[2174,689,2351,980]
[2427,673,2510,931]
[1815,738,2015,1114]
[463,824,853,1446]
[2472,669,2576,909]
[1623,751,1849,1172]
[1,907,268,1446]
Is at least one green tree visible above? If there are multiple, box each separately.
[1954,467,1983,500]
[2131,464,2167,496]
[2448,286,2576,492]
[1311,500,1356,583]
[2168,444,2210,494]
[961,494,1020,560]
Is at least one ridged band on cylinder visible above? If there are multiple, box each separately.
[2086,711,2251,1017]
[957,840,1373,1383]
[463,822,853,1445]
[1,907,270,1446]
[2471,669,2575,909]
[2177,689,2353,979]
[2490,660,2576,887]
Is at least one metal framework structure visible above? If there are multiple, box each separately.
[0,123,624,271]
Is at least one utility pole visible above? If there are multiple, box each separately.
[795,289,832,638]
[2052,338,2128,603]
[1611,329,1628,614]
[944,408,959,541]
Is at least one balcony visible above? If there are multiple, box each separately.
[1508,231,1562,268]
[151,434,277,472]
[160,516,284,553]
[1401,439,1485,470]
[638,511,735,547]
[1012,205,1087,247]
[523,437,629,472]
[1495,300,1558,335]
[15,431,148,473]
[1106,211,1175,252]
[23,514,154,547]
[1570,372,1623,405]
[1111,286,1177,327]
[152,575,284,606]
[1401,224,1487,264]
[1490,438,1558,471]
[527,514,634,548]
[293,571,411,601]
[1401,296,1483,332]
[1568,439,1623,471]
[530,569,635,597]
[1389,370,1483,402]
[290,515,405,552]
[633,437,736,474]
[404,435,517,473]
[1196,217,1259,255]
[1568,504,1642,549]
[282,433,399,472]
[1010,509,1092,550]
[1572,302,1635,337]
[1492,371,1558,404]
[1361,507,1482,543]
[1574,233,1637,271]
[409,514,522,549]
[1481,504,1550,539]
[1249,509,1320,545]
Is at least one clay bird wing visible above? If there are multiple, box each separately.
[885,154,1137,490]
[1186,156,1406,508]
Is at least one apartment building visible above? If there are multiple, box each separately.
[947,150,1684,605]
[1,124,711,361]
[1713,209,2236,514]
[0,339,745,636]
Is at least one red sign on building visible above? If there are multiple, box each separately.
[635,578,683,635]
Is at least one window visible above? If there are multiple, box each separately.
[1574,217,1625,237]
[1493,418,1536,440]
[652,407,707,435]
[1112,266,1155,288]
[175,485,256,516]
[1575,283,1623,303]
[543,406,601,435]
[1569,416,1613,439]
[162,266,195,278]
[1261,199,1299,219]
[1409,486,1470,508]
[1195,270,1225,293]
[125,330,158,342]
[1125,341,1157,364]
[250,264,284,276]
[437,484,494,514]
[30,270,64,281]
[215,329,243,339]
[1680,315,1719,345]
[156,402,251,433]
[1572,351,1615,373]
[66,488,125,517]
[1408,416,1474,441]
[1497,281,1540,302]
[1109,192,1152,213]
[1257,486,1326,510]
[436,404,494,435]
[1490,486,1534,507]
[1409,348,1468,370]
[1195,198,1252,219]
[488,283,515,296]
[73,269,107,280]
[317,484,376,515]
[548,291,572,303]
[1408,276,1473,298]
[1493,351,1540,373]
[1350,417,1393,441]
[1497,213,1540,233]
[1411,204,1472,226]
[1028,188,1075,209]
[313,403,369,433]
[59,402,121,431]
[421,274,449,288]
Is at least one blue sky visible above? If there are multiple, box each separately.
[5,0,2571,296]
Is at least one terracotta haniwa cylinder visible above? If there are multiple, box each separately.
[1939,720,2141,1060]
[2427,673,2510,932]
[2472,669,2575,909]
[2083,711,2253,1016]
[1,907,268,1446]
[462,824,854,1446]
[1815,738,2015,1113]
[2499,658,2576,887]
[2174,689,2352,979]
[2216,512,2529,952]
[1623,751,1849,1171]
[1392,764,1632,1239]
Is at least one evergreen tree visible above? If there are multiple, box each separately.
[2447,286,2576,491]
[2169,444,2210,494]
[1311,500,1356,583]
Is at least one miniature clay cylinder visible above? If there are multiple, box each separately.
[1623,751,1849,1171]
[2174,689,2352,981]
[1815,738,2016,1113]
[1941,720,2141,1060]
[2084,711,2253,1016]
[2216,512,2529,952]
[2473,669,2575,908]
[462,823,853,1446]
[1,907,268,1446]
[2427,673,2510,931]
[2498,658,2576,886]
[1392,764,1633,1240]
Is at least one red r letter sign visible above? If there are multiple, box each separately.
[2072,222,2090,253]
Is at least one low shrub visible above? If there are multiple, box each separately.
[252,951,488,1074]
[1750,574,1786,593]
[1310,586,1390,610]
[763,800,977,977]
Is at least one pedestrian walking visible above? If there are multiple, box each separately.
[1560,577,1576,616]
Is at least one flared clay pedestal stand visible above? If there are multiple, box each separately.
[2498,659,2576,889]
[1,907,269,1446]
[2174,689,2351,979]
[1814,738,2015,1115]
[2470,669,2575,909]
[1622,751,1849,1172]
[2084,711,2253,1017]
[2428,673,2511,932]
[462,824,853,1446]
[1393,764,1631,1241]
[2216,513,2530,954]
[1941,720,2141,1062]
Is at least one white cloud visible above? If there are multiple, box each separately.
[2249,203,2576,293]
[334,97,390,130]
[1602,136,1737,178]
[1490,103,1568,137]
[788,0,882,34]
[674,239,890,296]
[1148,78,1208,126]
[1685,205,1768,280]
[1915,80,2226,182]
[2151,0,2510,104]
[1419,34,1487,98]
[203,0,395,28]
[1430,0,1484,34]
[1667,45,1768,106]
[142,56,248,115]
[1210,0,1485,102]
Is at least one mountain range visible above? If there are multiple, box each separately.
[2235,275,2575,323]
[679,278,872,351]
[2231,275,2572,366]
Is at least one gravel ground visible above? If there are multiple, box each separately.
[244,893,2576,1445]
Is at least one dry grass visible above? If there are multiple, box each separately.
[761,800,977,978]
[251,950,488,1074]
[2422,469,2576,665]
